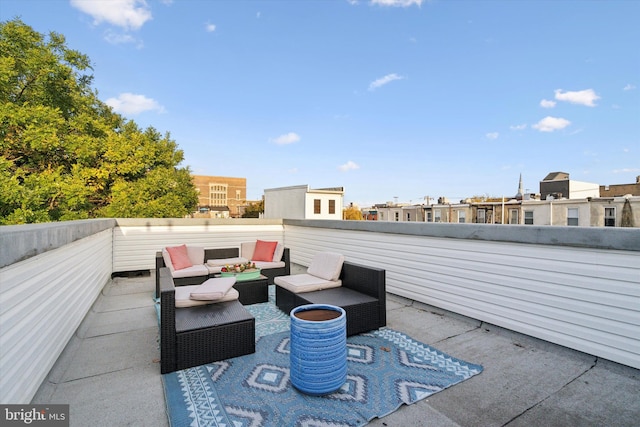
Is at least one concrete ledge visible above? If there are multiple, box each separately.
[0,219,116,268]
[284,219,640,251]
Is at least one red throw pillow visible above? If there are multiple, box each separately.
[252,240,278,262]
[166,244,193,270]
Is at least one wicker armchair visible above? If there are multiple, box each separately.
[276,261,386,336]
[159,268,255,374]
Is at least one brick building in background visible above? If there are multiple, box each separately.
[191,175,247,218]
[600,176,640,197]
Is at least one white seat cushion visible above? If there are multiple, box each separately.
[170,264,209,278]
[274,274,341,294]
[307,252,344,281]
[253,260,285,270]
[207,265,223,275]
[206,257,248,267]
[175,286,239,308]
[190,277,237,301]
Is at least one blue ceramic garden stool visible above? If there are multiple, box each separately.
[289,304,347,396]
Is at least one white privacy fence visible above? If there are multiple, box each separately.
[283,220,640,371]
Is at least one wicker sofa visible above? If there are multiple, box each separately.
[159,268,256,374]
[275,261,386,336]
[155,246,290,299]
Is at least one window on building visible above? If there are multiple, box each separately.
[604,207,616,227]
[394,212,399,221]
[567,208,579,226]
[524,211,534,225]
[458,211,466,223]
[426,211,432,222]
[209,184,227,207]
[509,209,519,224]
[329,200,336,214]
[314,199,321,214]
[235,190,241,200]
[434,209,441,223]
[477,209,486,224]
[406,212,411,221]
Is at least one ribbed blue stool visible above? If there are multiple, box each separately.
[289,304,347,396]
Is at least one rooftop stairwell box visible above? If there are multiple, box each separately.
[1,218,639,404]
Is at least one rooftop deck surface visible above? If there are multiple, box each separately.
[32,269,639,427]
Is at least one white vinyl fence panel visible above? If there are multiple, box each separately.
[0,230,112,403]
[112,221,285,272]
[283,224,640,369]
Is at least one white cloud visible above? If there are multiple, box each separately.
[339,160,360,171]
[270,132,300,145]
[554,89,600,107]
[368,73,404,91]
[70,0,152,31]
[486,132,499,140]
[371,0,423,7]
[623,84,636,91]
[613,168,640,174]
[105,93,165,115]
[532,116,571,132]
[510,124,527,131]
[104,30,142,47]
[540,99,556,108]
[205,23,216,32]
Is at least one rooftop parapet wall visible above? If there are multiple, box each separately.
[0,219,116,268]
[283,219,640,252]
[2,217,638,270]
[0,218,284,269]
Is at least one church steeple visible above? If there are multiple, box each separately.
[516,173,524,200]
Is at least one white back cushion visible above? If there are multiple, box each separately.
[307,252,344,281]
[186,246,205,265]
[241,241,256,259]
[272,242,285,262]
[162,249,175,273]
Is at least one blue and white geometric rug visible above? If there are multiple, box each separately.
[162,318,483,426]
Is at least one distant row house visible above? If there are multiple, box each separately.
[263,185,344,220]
[371,172,640,228]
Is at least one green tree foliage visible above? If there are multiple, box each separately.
[242,199,264,218]
[0,19,198,223]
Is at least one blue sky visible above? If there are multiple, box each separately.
[3,0,639,206]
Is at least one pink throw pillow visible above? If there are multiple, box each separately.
[166,244,193,270]
[252,240,278,262]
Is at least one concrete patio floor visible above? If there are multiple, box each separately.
[32,269,640,427]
